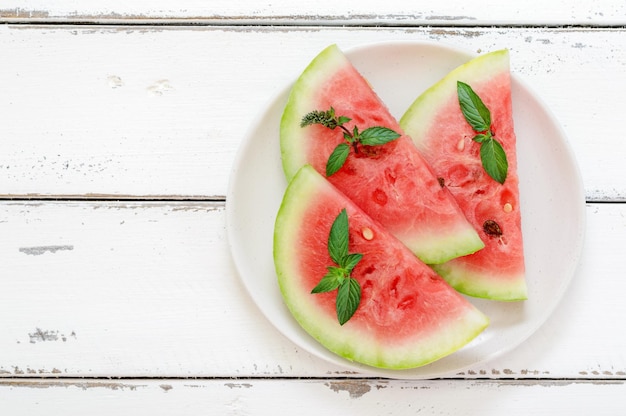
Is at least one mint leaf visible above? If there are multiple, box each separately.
[337,116,352,126]
[340,253,363,272]
[312,209,364,325]
[472,133,490,143]
[480,137,508,184]
[326,143,350,176]
[457,81,491,132]
[359,127,401,146]
[311,268,342,293]
[457,81,508,184]
[336,278,361,326]
[327,208,349,265]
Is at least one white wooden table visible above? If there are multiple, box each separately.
[2,2,626,414]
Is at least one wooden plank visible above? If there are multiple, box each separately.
[0,26,623,200]
[0,378,625,415]
[0,201,624,378]
[1,0,625,26]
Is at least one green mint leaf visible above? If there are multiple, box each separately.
[326,143,350,177]
[336,278,361,326]
[311,207,365,325]
[327,265,347,280]
[457,81,491,132]
[359,127,401,146]
[311,269,342,293]
[480,138,508,184]
[337,116,352,126]
[328,209,349,265]
[340,253,363,272]
[457,82,509,185]
[472,133,490,143]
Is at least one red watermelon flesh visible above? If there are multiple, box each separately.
[281,44,484,265]
[400,50,527,301]
[274,164,489,369]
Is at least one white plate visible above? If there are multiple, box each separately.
[226,41,586,378]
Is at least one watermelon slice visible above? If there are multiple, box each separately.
[280,44,484,265]
[274,164,489,369]
[400,50,527,301]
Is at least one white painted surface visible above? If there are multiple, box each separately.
[0,202,624,379]
[0,26,624,199]
[1,3,625,411]
[1,379,625,415]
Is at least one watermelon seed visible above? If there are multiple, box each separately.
[361,227,374,241]
[483,220,503,237]
[457,138,466,151]
[503,203,513,213]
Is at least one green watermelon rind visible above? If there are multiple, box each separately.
[280,45,346,181]
[432,262,528,302]
[394,224,484,267]
[400,49,527,301]
[274,165,490,370]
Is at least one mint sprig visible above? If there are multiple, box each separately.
[457,81,508,184]
[300,107,401,177]
[311,208,363,326]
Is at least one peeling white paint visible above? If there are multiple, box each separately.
[224,383,253,389]
[147,79,173,96]
[326,380,372,399]
[28,328,77,343]
[107,74,124,88]
[0,2,624,25]
[19,245,74,255]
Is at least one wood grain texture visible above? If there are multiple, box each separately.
[0,201,623,379]
[1,0,625,26]
[1,10,625,409]
[0,378,625,415]
[0,25,624,200]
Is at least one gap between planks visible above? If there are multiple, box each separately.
[0,195,226,202]
[1,16,626,29]
[1,196,624,204]
[0,375,624,384]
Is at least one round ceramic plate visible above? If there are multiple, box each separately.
[226,41,586,378]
